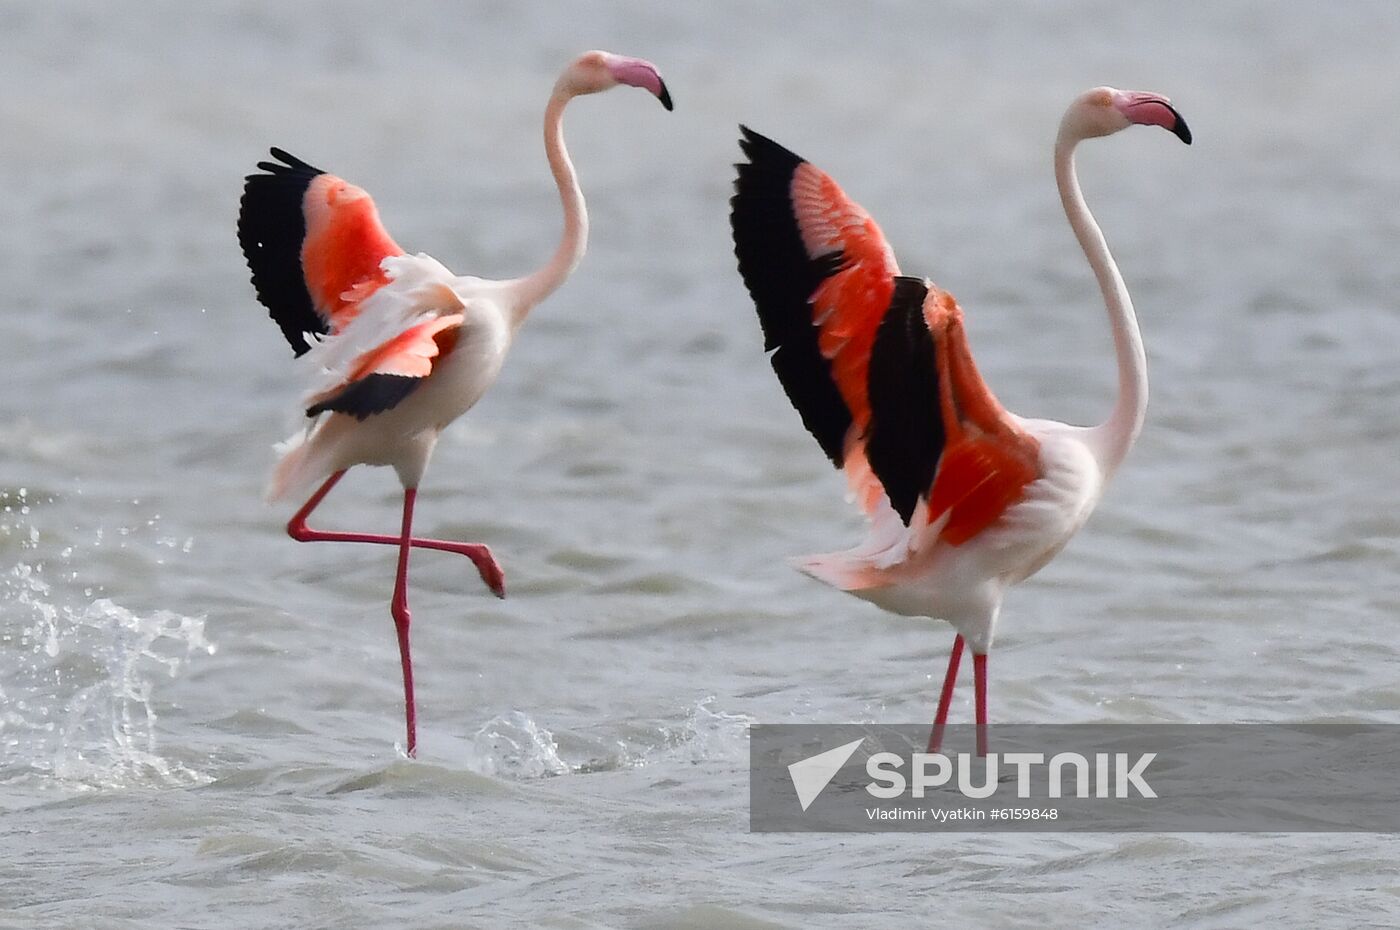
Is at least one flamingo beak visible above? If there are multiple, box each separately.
[606,57,674,111]
[1118,92,1192,146]
[1163,104,1192,145]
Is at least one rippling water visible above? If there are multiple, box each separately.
[4,1,1400,926]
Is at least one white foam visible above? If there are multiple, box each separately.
[463,710,570,779]
[651,696,754,765]
[1,514,216,794]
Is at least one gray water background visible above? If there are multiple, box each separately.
[3,1,1400,926]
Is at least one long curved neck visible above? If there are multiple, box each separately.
[510,88,588,327]
[1054,132,1147,476]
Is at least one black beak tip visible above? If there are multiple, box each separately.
[657,80,674,112]
[1167,106,1191,145]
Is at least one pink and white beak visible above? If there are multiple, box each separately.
[1113,91,1191,144]
[605,55,674,111]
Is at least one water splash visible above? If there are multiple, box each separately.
[458,698,755,781]
[651,696,754,765]
[537,694,756,773]
[462,698,756,780]
[464,710,570,779]
[0,493,215,794]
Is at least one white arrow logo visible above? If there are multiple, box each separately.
[787,738,865,811]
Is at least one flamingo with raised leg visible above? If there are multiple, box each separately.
[730,87,1190,756]
[237,50,672,757]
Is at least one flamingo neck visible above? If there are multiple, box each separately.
[1054,131,1147,476]
[510,88,588,327]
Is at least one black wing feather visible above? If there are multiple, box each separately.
[865,277,944,525]
[730,126,853,465]
[238,148,328,356]
[305,374,423,421]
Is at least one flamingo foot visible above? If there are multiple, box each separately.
[288,472,507,598]
[462,545,506,599]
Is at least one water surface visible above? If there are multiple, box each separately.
[3,2,1400,926]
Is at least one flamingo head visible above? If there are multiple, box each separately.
[1062,86,1191,145]
[560,51,673,111]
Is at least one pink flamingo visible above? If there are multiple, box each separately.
[237,51,672,757]
[730,87,1190,755]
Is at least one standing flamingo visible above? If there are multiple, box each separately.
[730,87,1190,755]
[237,51,672,757]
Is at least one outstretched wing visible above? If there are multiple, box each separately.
[731,126,898,465]
[300,254,466,421]
[238,148,405,355]
[865,279,1041,543]
[730,127,1040,545]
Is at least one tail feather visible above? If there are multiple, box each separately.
[265,424,337,504]
[791,552,887,592]
[792,500,937,592]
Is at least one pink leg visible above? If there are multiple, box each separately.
[974,651,988,758]
[287,471,505,598]
[392,489,418,758]
[927,634,965,753]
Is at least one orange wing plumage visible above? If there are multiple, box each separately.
[239,148,405,355]
[916,289,1040,544]
[789,161,898,430]
[303,310,465,420]
[731,127,898,466]
[344,314,462,383]
[240,150,467,422]
[731,127,1040,546]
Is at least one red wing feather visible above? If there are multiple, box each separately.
[734,129,1040,545]
[304,313,464,421]
[922,291,1040,545]
[300,175,405,332]
[238,148,405,354]
[863,280,1040,541]
[791,162,898,432]
[925,436,1041,545]
[345,314,464,383]
[731,127,898,466]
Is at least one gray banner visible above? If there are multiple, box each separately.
[750,725,1400,832]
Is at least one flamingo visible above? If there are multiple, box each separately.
[730,87,1190,756]
[237,51,672,757]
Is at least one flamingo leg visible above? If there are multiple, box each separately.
[926,634,966,753]
[287,470,505,598]
[973,651,989,758]
[392,488,418,758]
